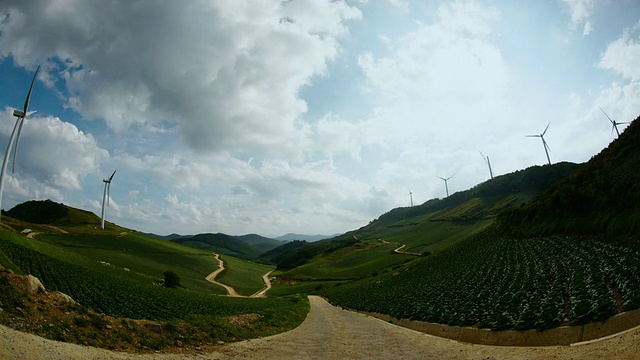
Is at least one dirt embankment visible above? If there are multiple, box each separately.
[2,296,640,359]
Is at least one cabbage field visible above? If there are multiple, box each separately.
[322,228,640,331]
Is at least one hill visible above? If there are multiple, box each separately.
[270,161,579,280]
[5,199,100,225]
[321,114,640,332]
[275,233,340,242]
[498,115,640,241]
[0,203,308,351]
[171,233,260,260]
[234,234,283,253]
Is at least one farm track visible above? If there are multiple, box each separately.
[204,253,272,298]
[380,239,422,256]
[2,296,640,359]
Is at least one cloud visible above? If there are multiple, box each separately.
[598,24,640,81]
[0,109,108,208]
[561,0,595,35]
[0,1,362,156]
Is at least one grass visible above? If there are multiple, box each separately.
[217,255,273,296]
[276,240,415,280]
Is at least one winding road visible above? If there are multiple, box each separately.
[204,253,272,298]
[2,296,640,359]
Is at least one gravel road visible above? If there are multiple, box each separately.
[2,296,640,359]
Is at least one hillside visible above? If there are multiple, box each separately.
[5,199,100,226]
[171,233,260,260]
[498,115,640,240]
[321,114,640,333]
[269,162,579,280]
[0,203,308,352]
[234,234,283,253]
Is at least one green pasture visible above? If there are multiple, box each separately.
[276,240,414,280]
[217,255,273,296]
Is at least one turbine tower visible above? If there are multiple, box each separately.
[479,152,494,180]
[100,170,116,229]
[437,175,455,197]
[526,122,551,166]
[599,107,628,139]
[409,188,413,207]
[0,66,40,221]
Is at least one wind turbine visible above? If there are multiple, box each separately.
[409,188,413,207]
[599,107,628,139]
[437,174,455,197]
[479,152,494,180]
[100,170,116,229]
[0,66,40,221]
[526,122,551,166]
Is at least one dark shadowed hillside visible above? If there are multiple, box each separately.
[172,233,260,260]
[498,115,639,241]
[6,199,100,225]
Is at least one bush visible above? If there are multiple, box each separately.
[163,271,181,288]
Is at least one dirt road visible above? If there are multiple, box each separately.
[2,296,640,359]
[204,253,272,298]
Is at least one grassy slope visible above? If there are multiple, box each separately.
[272,162,578,282]
[217,255,274,296]
[277,240,413,280]
[322,116,640,332]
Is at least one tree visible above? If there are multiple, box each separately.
[163,271,181,288]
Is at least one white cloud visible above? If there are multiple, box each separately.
[0,109,108,209]
[598,24,640,81]
[561,0,595,35]
[0,1,362,156]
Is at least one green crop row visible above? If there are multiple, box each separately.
[322,227,640,331]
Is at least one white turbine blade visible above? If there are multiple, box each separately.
[11,119,25,173]
[599,107,615,125]
[108,169,117,182]
[611,124,616,140]
[526,135,539,138]
[543,138,550,151]
[22,65,40,116]
[542,122,550,136]
[26,110,37,116]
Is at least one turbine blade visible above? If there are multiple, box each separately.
[526,135,539,138]
[542,122,550,136]
[543,139,550,151]
[108,169,117,182]
[11,119,25,173]
[599,107,614,125]
[611,124,616,140]
[22,65,40,116]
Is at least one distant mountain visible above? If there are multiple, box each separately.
[234,234,282,253]
[144,233,191,241]
[275,233,341,242]
[171,233,260,260]
[255,240,310,266]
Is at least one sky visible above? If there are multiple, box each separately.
[0,0,638,237]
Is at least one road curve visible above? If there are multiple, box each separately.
[2,296,640,359]
[204,253,272,298]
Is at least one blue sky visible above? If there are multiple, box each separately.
[0,0,638,236]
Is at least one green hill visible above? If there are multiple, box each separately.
[0,203,308,351]
[321,114,640,332]
[6,199,100,225]
[270,161,579,281]
[234,234,283,253]
[172,233,260,260]
[498,115,640,241]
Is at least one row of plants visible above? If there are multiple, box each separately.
[322,227,640,331]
